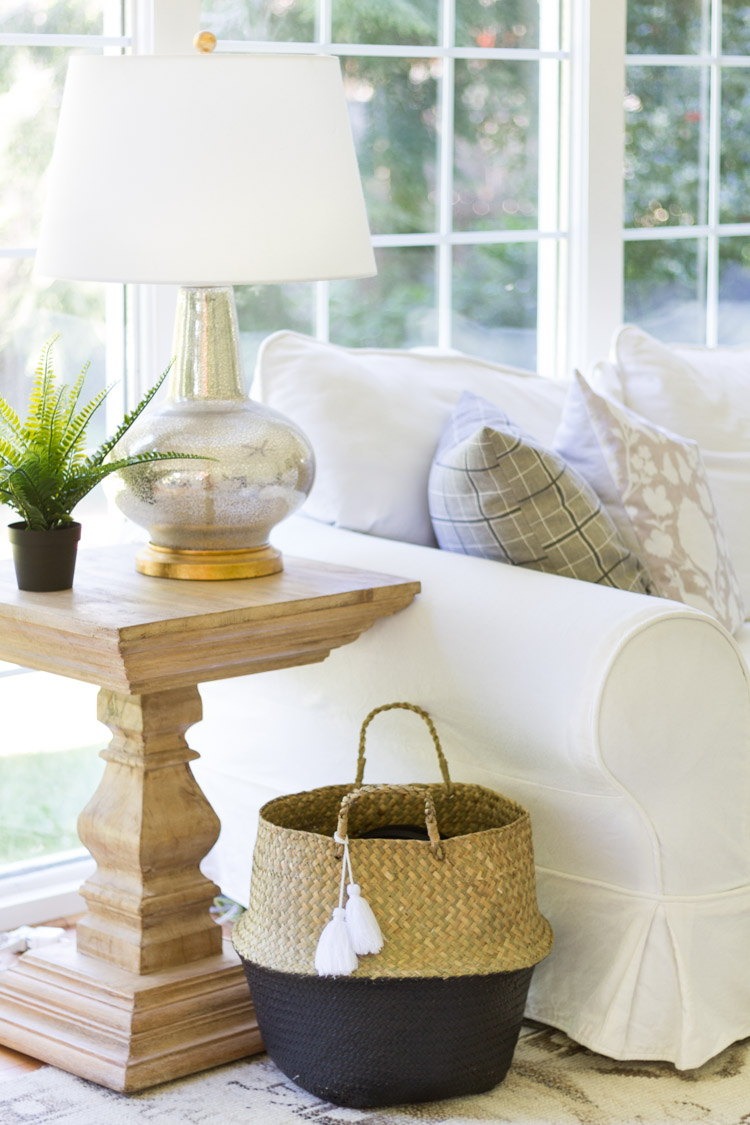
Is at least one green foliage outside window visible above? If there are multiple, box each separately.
[626,0,708,54]
[0,744,104,864]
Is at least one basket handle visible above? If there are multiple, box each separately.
[337,784,444,858]
[355,702,454,794]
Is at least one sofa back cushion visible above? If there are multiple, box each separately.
[612,325,750,452]
[254,331,567,546]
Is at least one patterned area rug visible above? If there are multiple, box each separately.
[2,1022,750,1125]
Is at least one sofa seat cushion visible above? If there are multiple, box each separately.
[428,391,649,592]
[254,331,567,547]
[555,371,745,634]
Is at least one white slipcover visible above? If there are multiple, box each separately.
[193,516,750,1070]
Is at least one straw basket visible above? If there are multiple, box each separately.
[233,702,553,1108]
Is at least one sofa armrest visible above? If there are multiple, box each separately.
[196,517,750,903]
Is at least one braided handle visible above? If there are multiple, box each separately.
[337,784,444,858]
[355,702,454,793]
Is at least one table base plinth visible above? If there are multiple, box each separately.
[0,938,261,1092]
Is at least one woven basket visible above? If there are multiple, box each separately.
[233,702,553,1107]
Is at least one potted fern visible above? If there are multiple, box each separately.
[1,335,200,591]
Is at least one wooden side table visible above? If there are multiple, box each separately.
[0,544,419,1091]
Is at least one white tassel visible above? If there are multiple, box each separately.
[345,883,384,955]
[315,835,359,976]
[314,832,385,974]
[314,907,359,977]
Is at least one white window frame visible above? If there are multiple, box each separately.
[567,0,626,373]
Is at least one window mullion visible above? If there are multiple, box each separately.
[316,0,332,49]
[706,0,723,346]
[315,281,330,341]
[537,0,563,376]
[436,0,455,350]
[568,0,626,375]
[315,0,332,339]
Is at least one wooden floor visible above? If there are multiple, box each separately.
[0,915,78,1082]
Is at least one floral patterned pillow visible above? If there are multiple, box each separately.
[554,370,745,634]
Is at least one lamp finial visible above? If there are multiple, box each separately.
[194,31,217,53]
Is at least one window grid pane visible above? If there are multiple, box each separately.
[200,0,315,42]
[719,235,750,343]
[624,236,707,344]
[453,241,538,368]
[626,0,709,55]
[453,58,540,233]
[0,0,119,35]
[332,0,439,47]
[455,0,540,50]
[624,64,709,231]
[329,246,437,348]
[342,54,439,236]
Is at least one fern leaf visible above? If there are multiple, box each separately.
[0,435,25,470]
[60,450,208,513]
[88,360,174,467]
[44,382,72,467]
[5,463,49,529]
[58,384,116,464]
[0,397,24,444]
[61,360,91,435]
[99,450,209,476]
[23,334,60,444]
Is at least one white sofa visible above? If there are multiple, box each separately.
[191,327,750,1071]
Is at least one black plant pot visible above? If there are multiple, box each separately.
[7,521,82,592]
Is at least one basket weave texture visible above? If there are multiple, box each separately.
[233,703,553,979]
[242,963,534,1107]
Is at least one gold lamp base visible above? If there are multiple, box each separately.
[135,543,283,581]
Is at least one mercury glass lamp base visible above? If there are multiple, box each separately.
[135,542,283,580]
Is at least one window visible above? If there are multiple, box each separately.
[199,0,570,376]
[623,0,750,345]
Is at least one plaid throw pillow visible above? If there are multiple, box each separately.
[428,392,650,592]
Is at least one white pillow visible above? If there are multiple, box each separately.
[254,331,567,547]
[699,450,750,611]
[613,325,750,452]
[555,371,745,634]
[609,325,750,612]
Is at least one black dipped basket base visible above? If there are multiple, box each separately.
[242,959,534,1108]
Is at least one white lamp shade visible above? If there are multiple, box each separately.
[35,53,376,285]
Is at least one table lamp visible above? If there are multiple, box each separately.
[34,40,375,579]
